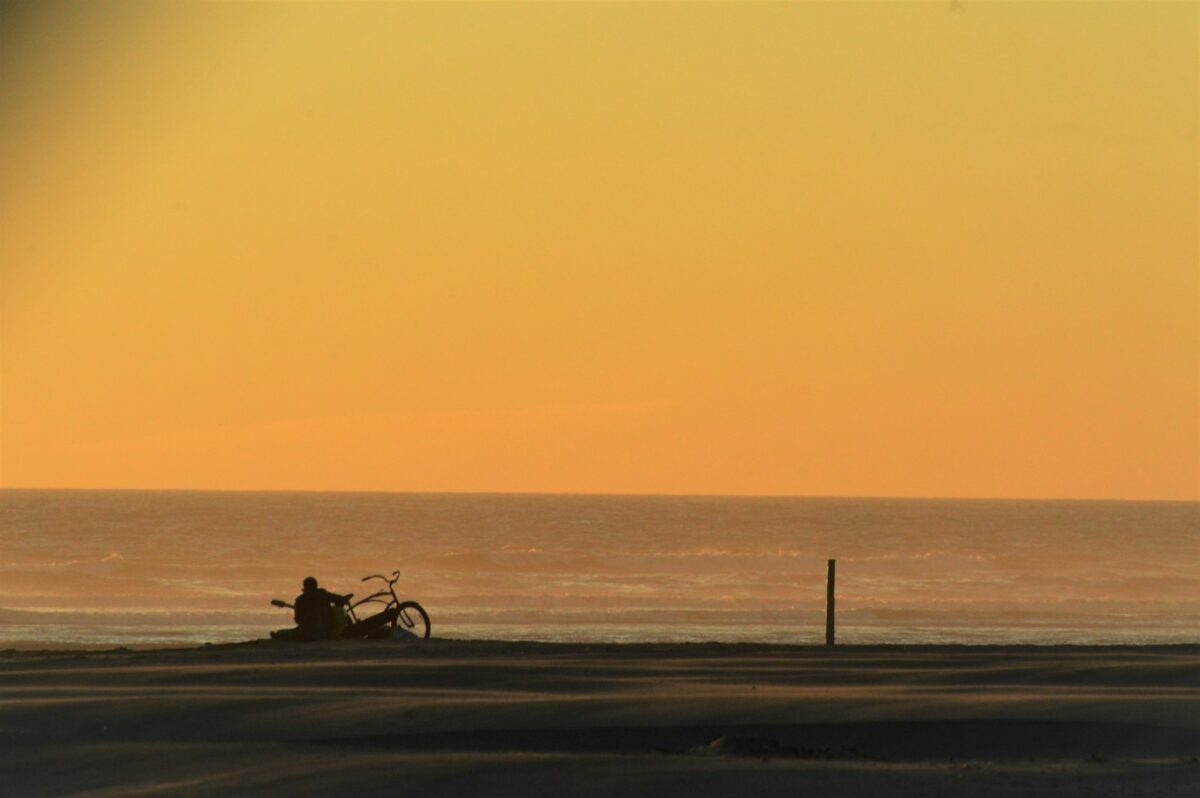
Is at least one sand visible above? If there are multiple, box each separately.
[2,641,1197,796]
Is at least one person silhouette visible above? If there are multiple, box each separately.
[271,576,350,641]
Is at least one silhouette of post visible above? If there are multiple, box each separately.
[825,559,836,646]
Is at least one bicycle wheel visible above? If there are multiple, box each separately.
[394,601,431,640]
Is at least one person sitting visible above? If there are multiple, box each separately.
[271,576,350,641]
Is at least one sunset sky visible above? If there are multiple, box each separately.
[1,1,1196,500]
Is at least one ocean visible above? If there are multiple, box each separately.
[1,490,1196,648]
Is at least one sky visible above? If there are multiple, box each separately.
[1,1,1197,500]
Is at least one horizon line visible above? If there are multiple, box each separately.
[0,485,1195,504]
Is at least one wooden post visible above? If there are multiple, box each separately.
[825,558,836,646]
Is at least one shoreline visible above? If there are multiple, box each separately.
[5,638,1200,655]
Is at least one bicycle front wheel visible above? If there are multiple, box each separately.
[394,601,431,640]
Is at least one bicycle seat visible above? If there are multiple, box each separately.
[343,592,354,602]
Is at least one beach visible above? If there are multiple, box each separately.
[3,641,1197,796]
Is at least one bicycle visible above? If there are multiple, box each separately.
[271,570,431,640]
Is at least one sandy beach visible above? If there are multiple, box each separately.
[2,641,1197,796]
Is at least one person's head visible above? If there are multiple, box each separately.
[302,576,318,592]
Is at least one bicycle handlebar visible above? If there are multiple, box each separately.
[274,570,402,611]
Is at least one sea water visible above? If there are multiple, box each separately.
[0,490,1196,648]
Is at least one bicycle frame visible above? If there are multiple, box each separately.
[349,570,404,623]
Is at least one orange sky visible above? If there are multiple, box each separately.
[1,1,1197,499]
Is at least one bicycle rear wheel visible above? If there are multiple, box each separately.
[394,601,431,640]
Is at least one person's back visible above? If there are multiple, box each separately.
[291,577,348,641]
[293,588,334,640]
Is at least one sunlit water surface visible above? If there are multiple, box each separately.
[1,490,1196,647]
